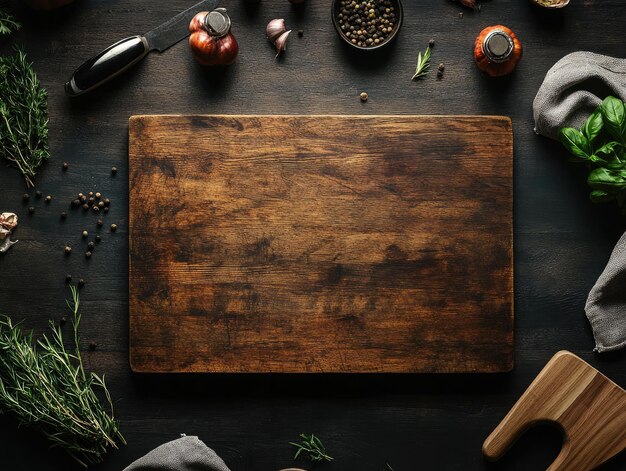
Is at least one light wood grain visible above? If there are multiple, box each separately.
[483,351,626,470]
[129,115,513,373]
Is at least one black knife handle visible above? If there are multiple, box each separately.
[65,36,150,97]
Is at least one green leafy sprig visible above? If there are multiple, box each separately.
[0,8,21,36]
[0,287,125,467]
[559,96,626,212]
[412,44,432,80]
[0,47,49,187]
[289,433,334,463]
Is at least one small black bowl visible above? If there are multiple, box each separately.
[331,0,403,51]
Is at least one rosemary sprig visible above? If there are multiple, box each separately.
[0,47,49,187]
[0,8,21,36]
[412,45,432,80]
[289,433,334,463]
[0,287,125,467]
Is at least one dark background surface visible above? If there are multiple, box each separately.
[0,0,625,470]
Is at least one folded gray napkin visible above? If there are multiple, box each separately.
[123,436,231,471]
[585,232,626,353]
[533,51,626,140]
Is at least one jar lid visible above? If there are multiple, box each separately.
[483,30,514,63]
[205,8,231,37]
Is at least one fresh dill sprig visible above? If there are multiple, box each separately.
[289,433,334,463]
[0,8,21,36]
[0,287,125,467]
[0,47,49,187]
[412,44,432,80]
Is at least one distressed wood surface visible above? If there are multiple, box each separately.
[484,351,626,471]
[129,115,513,373]
[0,0,625,469]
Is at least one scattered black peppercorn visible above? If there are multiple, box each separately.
[93,206,100,213]
[62,162,68,171]
[82,230,88,238]
[360,92,369,102]
[78,192,84,198]
[60,316,67,326]
[438,63,445,71]
[88,197,95,205]
[97,219,103,227]
[110,223,117,232]
[95,192,101,199]
[72,199,80,208]
[65,274,72,283]
[22,193,29,202]
[298,30,304,37]
[429,39,435,48]
[78,278,85,288]
[103,198,110,206]
[82,203,89,211]
[85,251,92,259]
[95,235,102,243]
[98,201,105,209]
[61,212,67,220]
[103,207,109,213]
[64,246,72,255]
[45,195,52,203]
[437,70,444,79]
[88,342,97,351]
[35,190,42,199]
[88,191,94,197]
[87,241,95,250]
[80,195,87,203]
[28,207,35,214]
[111,167,118,175]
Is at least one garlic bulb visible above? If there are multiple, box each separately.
[266,18,287,42]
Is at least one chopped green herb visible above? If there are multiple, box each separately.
[289,433,334,463]
[412,45,432,80]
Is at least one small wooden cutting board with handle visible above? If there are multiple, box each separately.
[129,115,513,373]
[483,351,626,470]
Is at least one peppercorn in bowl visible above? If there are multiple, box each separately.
[332,0,403,51]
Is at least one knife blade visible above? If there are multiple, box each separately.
[65,0,220,97]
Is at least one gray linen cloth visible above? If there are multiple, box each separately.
[534,51,626,352]
[585,232,626,352]
[123,436,230,471]
[533,51,626,140]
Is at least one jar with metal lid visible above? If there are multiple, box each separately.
[474,25,523,77]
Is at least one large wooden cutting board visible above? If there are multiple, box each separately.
[129,115,513,373]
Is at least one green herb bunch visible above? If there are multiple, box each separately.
[560,96,626,213]
[0,287,125,467]
[0,47,49,187]
[0,7,20,36]
[290,433,334,463]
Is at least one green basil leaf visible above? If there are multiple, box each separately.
[559,127,590,160]
[590,190,615,203]
[588,154,608,164]
[583,109,604,142]
[599,96,626,142]
[595,141,620,156]
[587,166,626,191]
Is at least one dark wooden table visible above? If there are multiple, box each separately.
[1,1,625,470]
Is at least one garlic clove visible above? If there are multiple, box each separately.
[266,18,287,43]
[274,30,291,57]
